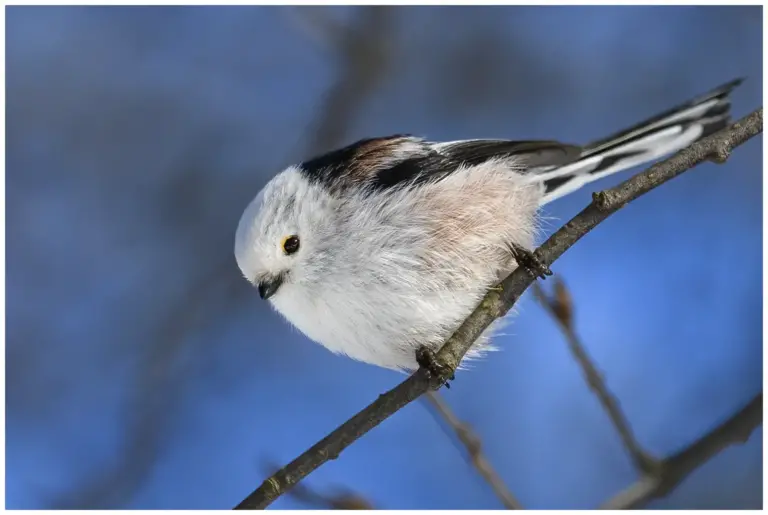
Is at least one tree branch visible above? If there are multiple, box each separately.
[532,279,659,475]
[234,107,763,510]
[600,392,762,509]
[425,391,523,509]
[282,7,347,53]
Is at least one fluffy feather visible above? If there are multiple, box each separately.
[237,161,539,371]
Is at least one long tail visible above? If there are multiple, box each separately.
[533,78,743,205]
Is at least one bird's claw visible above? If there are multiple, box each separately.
[509,243,552,280]
[415,346,455,389]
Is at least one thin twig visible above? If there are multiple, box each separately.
[600,393,762,509]
[235,108,763,510]
[287,482,374,510]
[281,7,347,53]
[425,391,523,509]
[303,6,395,156]
[532,279,659,475]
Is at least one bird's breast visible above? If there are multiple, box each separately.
[268,277,487,370]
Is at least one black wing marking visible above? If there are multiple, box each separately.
[434,139,582,168]
[299,135,582,193]
[299,136,404,190]
[299,135,436,192]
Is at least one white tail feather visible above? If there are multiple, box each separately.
[528,79,742,205]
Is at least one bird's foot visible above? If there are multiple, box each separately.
[508,243,552,280]
[415,346,455,389]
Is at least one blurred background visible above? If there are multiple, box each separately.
[5,5,763,509]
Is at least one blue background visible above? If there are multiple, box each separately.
[6,6,763,509]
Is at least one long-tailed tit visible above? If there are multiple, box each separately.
[235,79,742,372]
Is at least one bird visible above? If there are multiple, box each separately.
[234,78,743,373]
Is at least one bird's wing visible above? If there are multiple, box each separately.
[299,135,581,193]
[432,139,582,169]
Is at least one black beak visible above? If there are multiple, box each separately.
[257,274,283,300]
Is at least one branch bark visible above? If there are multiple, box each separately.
[425,391,523,509]
[234,107,763,510]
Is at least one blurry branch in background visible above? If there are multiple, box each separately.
[50,7,397,508]
[51,7,398,509]
[532,279,659,475]
[235,105,763,510]
[286,483,375,510]
[51,275,224,509]
[425,391,523,509]
[299,6,395,155]
[601,393,762,509]
[534,279,763,508]
[263,462,375,510]
[155,4,397,341]
[283,7,347,51]
[283,7,372,56]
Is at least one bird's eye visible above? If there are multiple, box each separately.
[281,235,300,255]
